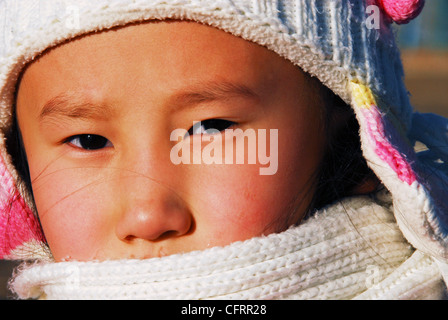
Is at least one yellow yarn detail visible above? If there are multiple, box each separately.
[350,82,376,109]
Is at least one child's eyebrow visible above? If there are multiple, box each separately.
[168,81,260,110]
[38,81,259,123]
[39,92,114,123]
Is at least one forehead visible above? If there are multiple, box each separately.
[16,20,310,119]
[21,21,290,84]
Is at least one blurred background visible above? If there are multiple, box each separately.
[398,0,448,117]
[1,0,448,299]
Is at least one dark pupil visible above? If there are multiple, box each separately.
[79,134,108,150]
[188,119,234,135]
[205,119,233,132]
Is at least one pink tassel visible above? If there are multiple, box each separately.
[378,0,425,24]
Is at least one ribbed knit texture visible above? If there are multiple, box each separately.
[10,194,445,300]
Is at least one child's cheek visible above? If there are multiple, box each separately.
[33,170,112,261]
[190,163,296,244]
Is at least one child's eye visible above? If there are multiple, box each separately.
[187,119,235,136]
[66,134,113,150]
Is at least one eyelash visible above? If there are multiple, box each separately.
[187,119,236,136]
[66,134,113,151]
[64,119,236,151]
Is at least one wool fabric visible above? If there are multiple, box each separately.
[379,0,426,24]
[11,194,445,300]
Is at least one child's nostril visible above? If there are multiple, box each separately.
[157,230,180,240]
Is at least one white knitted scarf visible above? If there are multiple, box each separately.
[10,194,446,300]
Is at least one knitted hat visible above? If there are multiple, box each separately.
[0,0,447,262]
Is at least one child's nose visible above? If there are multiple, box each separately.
[115,180,193,242]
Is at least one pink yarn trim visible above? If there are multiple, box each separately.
[378,0,425,24]
[361,107,416,185]
[0,154,45,259]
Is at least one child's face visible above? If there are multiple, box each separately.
[16,21,325,261]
